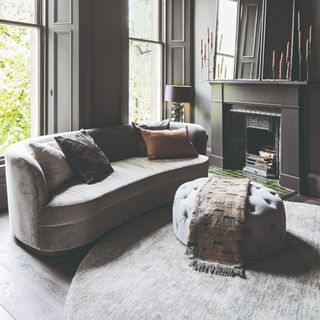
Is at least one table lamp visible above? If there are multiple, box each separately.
[165,85,193,122]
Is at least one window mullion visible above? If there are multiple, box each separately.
[0,18,40,29]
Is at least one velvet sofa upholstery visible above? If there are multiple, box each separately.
[5,122,209,254]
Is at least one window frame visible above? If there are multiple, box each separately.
[0,0,46,160]
[128,0,166,123]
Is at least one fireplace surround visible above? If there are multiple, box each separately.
[209,81,308,194]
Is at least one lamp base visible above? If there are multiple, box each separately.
[171,102,184,122]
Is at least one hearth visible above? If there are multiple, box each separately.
[244,114,280,178]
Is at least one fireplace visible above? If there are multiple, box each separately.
[209,81,304,193]
[244,114,280,178]
[227,109,281,179]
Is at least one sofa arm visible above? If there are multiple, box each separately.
[170,122,208,155]
[5,146,48,249]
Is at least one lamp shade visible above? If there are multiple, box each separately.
[165,85,193,103]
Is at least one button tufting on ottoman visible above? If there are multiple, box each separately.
[173,177,286,260]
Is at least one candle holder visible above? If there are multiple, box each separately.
[201,46,215,81]
[306,56,309,82]
[298,49,302,82]
[308,45,312,82]
[200,29,215,81]
[272,66,275,80]
[286,59,291,80]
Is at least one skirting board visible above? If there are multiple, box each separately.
[305,173,320,198]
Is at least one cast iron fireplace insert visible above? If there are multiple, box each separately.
[227,108,281,179]
[243,114,280,178]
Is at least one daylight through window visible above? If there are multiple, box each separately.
[0,0,41,154]
[128,0,163,123]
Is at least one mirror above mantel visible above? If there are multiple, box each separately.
[213,0,313,82]
[215,0,238,80]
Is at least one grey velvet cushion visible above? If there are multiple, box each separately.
[173,177,286,260]
[55,131,114,184]
[132,119,170,156]
[29,142,74,193]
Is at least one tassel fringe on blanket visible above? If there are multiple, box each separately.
[185,248,245,278]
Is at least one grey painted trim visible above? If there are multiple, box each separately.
[169,0,185,42]
[129,37,163,45]
[169,46,186,84]
[0,18,40,28]
[53,0,73,25]
[210,99,299,109]
[241,3,259,59]
[52,30,74,132]
[47,0,79,133]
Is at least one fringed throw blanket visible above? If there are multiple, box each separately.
[187,176,250,278]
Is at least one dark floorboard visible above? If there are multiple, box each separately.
[0,209,91,320]
[0,194,320,319]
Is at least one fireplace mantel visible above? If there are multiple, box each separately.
[208,81,316,194]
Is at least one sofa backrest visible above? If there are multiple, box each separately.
[5,125,139,164]
[5,122,208,165]
[86,125,138,162]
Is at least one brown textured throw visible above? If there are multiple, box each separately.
[187,176,250,278]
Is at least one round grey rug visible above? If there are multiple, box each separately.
[65,202,320,320]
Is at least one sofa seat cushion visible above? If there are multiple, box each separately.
[40,155,208,226]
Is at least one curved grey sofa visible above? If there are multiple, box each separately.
[5,122,209,254]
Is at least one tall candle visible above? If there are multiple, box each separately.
[298,31,302,50]
[204,43,207,59]
[201,39,203,55]
[286,41,290,60]
[306,39,309,58]
[309,25,313,47]
[212,54,215,73]
[272,50,276,68]
[211,32,213,48]
[297,11,301,31]
[279,52,284,79]
[207,28,210,43]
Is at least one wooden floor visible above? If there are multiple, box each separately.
[0,209,92,320]
[0,195,320,320]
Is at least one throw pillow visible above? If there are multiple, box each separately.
[29,142,74,193]
[132,119,170,156]
[140,127,198,160]
[54,131,114,184]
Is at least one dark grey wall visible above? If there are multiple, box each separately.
[311,0,320,82]
[194,0,217,148]
[80,0,127,129]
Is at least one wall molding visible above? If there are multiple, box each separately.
[54,0,73,25]
[169,0,186,42]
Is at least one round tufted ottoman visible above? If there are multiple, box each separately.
[173,177,286,260]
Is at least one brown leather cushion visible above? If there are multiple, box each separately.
[140,127,198,160]
[132,119,170,156]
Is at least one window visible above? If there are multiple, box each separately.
[128,0,164,123]
[0,0,42,154]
